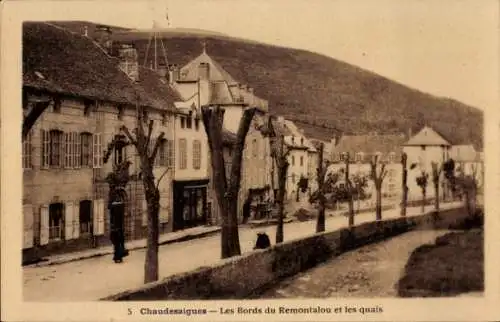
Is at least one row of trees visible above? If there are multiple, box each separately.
[73,98,479,285]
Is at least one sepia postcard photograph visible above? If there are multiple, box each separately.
[1,0,499,321]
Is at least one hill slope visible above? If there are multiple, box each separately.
[54,22,484,148]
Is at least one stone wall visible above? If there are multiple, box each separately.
[102,206,472,301]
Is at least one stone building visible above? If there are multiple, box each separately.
[22,22,180,260]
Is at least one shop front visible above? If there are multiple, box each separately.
[172,179,209,231]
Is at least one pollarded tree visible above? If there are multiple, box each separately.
[344,154,355,226]
[400,153,409,217]
[103,99,171,284]
[369,154,388,221]
[201,105,256,258]
[313,143,327,232]
[416,171,429,214]
[431,162,443,213]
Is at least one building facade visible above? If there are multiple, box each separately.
[22,22,179,260]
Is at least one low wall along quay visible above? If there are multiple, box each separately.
[101,206,474,301]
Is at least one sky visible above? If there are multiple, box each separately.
[3,0,498,111]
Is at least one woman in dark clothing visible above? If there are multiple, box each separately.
[109,200,127,263]
[242,194,252,224]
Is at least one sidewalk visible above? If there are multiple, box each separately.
[28,225,222,268]
[23,201,463,301]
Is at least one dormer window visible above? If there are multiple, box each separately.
[300,138,304,145]
[53,98,62,114]
[186,116,192,129]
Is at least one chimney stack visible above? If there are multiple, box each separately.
[118,44,139,82]
[157,63,168,78]
[168,64,180,84]
[94,25,113,53]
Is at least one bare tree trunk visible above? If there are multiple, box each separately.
[345,160,354,226]
[375,185,382,221]
[434,181,440,213]
[316,143,326,232]
[421,188,426,213]
[401,153,408,217]
[276,165,287,243]
[143,168,160,284]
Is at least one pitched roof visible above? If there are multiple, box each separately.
[333,133,407,161]
[179,50,237,83]
[404,126,451,146]
[136,67,183,112]
[23,22,174,110]
[222,128,237,146]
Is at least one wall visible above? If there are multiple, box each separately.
[102,206,470,301]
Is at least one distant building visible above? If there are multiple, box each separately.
[272,117,318,200]
[329,133,407,203]
[172,47,273,222]
[449,144,484,189]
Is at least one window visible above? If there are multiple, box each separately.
[291,173,296,183]
[291,136,295,145]
[143,110,149,122]
[355,152,364,163]
[292,155,295,166]
[114,144,126,165]
[179,138,187,169]
[340,152,349,162]
[49,203,64,241]
[166,139,174,168]
[300,138,304,145]
[195,119,200,131]
[64,132,75,168]
[80,133,92,167]
[73,132,81,168]
[186,116,192,129]
[117,106,124,120]
[52,99,61,113]
[388,152,396,163]
[300,156,304,166]
[161,113,167,126]
[79,200,92,234]
[193,140,201,169]
[49,130,63,168]
[84,100,93,117]
[157,139,167,167]
[180,117,185,129]
[23,130,32,170]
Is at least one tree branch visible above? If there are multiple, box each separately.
[228,107,256,194]
[149,132,166,163]
[145,119,154,150]
[155,167,171,190]
[120,125,138,146]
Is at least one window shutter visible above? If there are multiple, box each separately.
[64,133,70,168]
[73,201,80,239]
[39,205,49,245]
[64,202,74,240]
[97,199,105,235]
[93,133,102,168]
[142,199,148,226]
[41,130,49,169]
[73,132,81,168]
[23,205,34,249]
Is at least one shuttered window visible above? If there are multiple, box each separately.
[81,133,92,167]
[22,130,32,170]
[193,140,201,169]
[93,133,102,168]
[179,138,187,169]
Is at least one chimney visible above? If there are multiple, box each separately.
[118,44,139,82]
[198,62,210,80]
[157,63,168,78]
[94,25,113,53]
[168,64,180,84]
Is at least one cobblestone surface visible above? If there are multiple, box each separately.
[259,230,451,298]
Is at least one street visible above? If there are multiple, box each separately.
[23,202,461,301]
